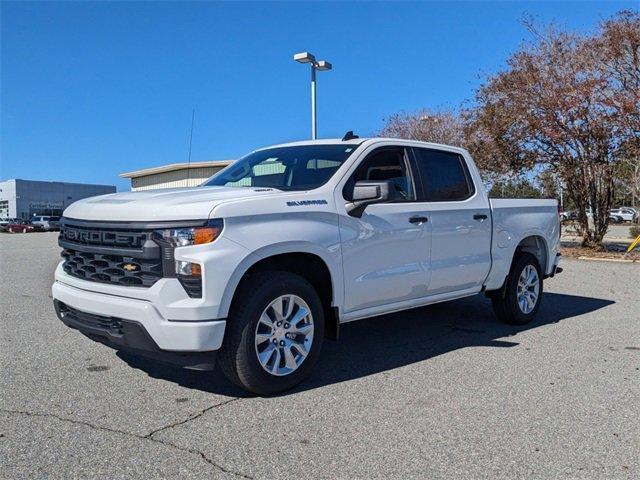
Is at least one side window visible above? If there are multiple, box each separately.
[412,148,474,201]
[343,148,415,202]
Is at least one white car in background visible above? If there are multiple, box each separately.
[610,208,637,223]
[30,216,61,231]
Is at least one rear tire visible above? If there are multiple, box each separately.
[218,271,325,396]
[491,253,543,325]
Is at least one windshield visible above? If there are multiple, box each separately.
[203,144,359,191]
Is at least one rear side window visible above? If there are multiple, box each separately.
[412,148,474,201]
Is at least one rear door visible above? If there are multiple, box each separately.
[411,147,492,295]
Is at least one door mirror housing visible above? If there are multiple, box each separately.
[346,180,394,217]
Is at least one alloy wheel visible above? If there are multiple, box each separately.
[254,294,314,376]
[517,265,540,314]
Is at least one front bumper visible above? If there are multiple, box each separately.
[52,279,226,354]
[53,299,217,370]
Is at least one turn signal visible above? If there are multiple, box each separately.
[191,263,202,276]
[194,227,219,245]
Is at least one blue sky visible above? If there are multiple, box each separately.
[1,1,636,190]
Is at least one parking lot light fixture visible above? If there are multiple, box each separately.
[294,52,316,64]
[293,51,332,140]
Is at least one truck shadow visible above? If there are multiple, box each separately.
[116,292,613,397]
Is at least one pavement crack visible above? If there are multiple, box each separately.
[1,406,252,479]
[145,397,241,439]
[149,437,254,479]
[1,408,136,438]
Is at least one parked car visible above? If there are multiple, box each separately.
[560,210,576,221]
[582,208,628,224]
[30,215,61,231]
[610,208,637,223]
[5,220,43,233]
[1,218,19,232]
[52,136,562,395]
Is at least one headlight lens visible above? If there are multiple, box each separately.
[154,221,222,248]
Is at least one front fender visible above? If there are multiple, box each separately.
[217,240,344,319]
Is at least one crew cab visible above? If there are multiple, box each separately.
[52,137,561,395]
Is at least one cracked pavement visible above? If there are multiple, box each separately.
[1,233,639,479]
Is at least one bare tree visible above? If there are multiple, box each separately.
[617,156,640,207]
[380,108,466,148]
[466,13,640,248]
[598,11,640,209]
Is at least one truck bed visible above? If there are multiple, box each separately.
[484,198,560,290]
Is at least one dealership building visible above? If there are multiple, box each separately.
[0,179,116,219]
[120,160,234,191]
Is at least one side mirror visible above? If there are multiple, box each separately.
[346,180,394,217]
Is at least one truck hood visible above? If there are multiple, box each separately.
[63,186,289,222]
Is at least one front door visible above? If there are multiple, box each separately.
[337,146,432,314]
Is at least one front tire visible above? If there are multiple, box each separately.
[218,271,325,396]
[491,253,543,325]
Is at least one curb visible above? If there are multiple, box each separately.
[561,237,633,243]
[576,256,637,263]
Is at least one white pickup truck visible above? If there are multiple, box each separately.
[52,136,561,394]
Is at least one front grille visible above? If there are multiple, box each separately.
[58,218,205,297]
[59,219,164,288]
[58,302,124,335]
[61,248,163,287]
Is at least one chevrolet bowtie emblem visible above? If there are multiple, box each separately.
[122,263,139,272]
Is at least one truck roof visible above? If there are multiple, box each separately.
[263,137,467,154]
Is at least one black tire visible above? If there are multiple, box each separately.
[218,271,325,396]
[491,252,543,325]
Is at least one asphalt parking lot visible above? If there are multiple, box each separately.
[1,232,638,479]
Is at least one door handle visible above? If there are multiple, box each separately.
[409,216,429,224]
[473,214,488,221]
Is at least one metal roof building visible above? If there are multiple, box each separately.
[120,160,234,191]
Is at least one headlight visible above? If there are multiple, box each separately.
[154,220,222,248]
[153,220,222,295]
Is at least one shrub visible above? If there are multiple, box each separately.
[630,226,640,239]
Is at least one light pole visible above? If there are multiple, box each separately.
[294,52,332,140]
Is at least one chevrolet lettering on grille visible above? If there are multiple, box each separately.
[63,228,145,248]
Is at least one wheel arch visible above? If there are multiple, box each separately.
[486,233,550,295]
[514,234,549,274]
[219,244,342,339]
